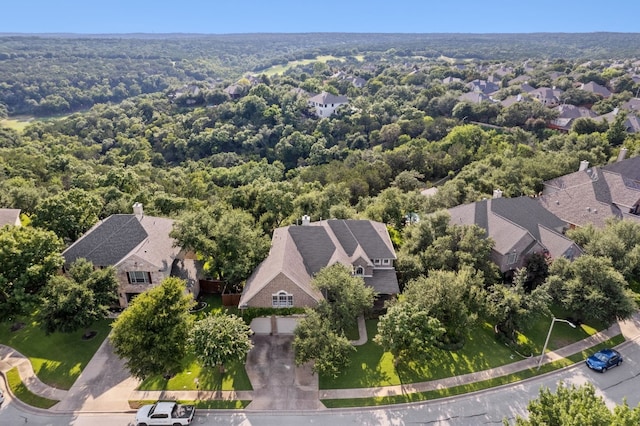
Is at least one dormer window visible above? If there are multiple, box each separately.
[373,259,381,265]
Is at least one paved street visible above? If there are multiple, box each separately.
[1,336,639,425]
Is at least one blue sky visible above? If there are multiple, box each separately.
[3,1,639,34]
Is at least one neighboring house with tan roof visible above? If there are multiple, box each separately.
[0,209,21,228]
[62,203,202,307]
[538,154,640,229]
[238,217,399,309]
[308,91,348,117]
[448,193,581,276]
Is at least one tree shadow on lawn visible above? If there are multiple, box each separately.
[396,323,518,384]
[0,317,111,390]
[138,356,252,392]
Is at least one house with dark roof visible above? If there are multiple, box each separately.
[238,217,399,309]
[308,91,348,117]
[538,155,640,229]
[458,92,493,104]
[448,194,581,275]
[0,209,21,228]
[466,79,500,95]
[531,87,563,106]
[580,81,612,98]
[62,203,202,307]
[595,109,640,134]
[549,104,598,131]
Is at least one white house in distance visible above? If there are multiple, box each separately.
[308,91,348,117]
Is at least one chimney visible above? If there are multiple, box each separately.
[133,202,144,217]
[579,160,589,171]
[301,215,310,226]
[617,147,628,162]
[493,189,503,199]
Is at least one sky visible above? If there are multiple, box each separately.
[3,1,639,34]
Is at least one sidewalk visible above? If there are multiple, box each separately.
[0,344,68,402]
[2,311,640,411]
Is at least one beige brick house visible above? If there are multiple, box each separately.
[238,217,399,309]
[62,203,201,307]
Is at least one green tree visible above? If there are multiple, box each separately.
[403,268,487,346]
[32,188,102,243]
[38,258,118,334]
[488,269,551,342]
[110,277,194,379]
[374,302,445,364]
[312,264,376,333]
[293,309,355,377]
[0,226,64,320]
[547,256,636,326]
[38,276,96,334]
[606,112,628,146]
[188,313,253,372]
[510,382,640,426]
[171,206,270,288]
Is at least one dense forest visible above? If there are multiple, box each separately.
[2,33,640,115]
[2,32,640,377]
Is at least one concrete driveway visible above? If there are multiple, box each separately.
[245,334,324,410]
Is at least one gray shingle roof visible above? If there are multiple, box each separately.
[539,156,640,227]
[448,197,576,260]
[239,219,399,307]
[308,91,348,105]
[62,214,179,269]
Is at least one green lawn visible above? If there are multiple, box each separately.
[321,311,610,390]
[321,335,625,408]
[138,354,252,392]
[0,318,111,390]
[258,55,346,76]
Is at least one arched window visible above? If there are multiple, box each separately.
[272,290,293,308]
[354,266,364,276]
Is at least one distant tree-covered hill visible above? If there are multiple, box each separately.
[1,32,640,116]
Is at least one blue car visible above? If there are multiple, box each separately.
[586,348,623,372]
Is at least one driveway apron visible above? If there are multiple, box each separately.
[245,334,324,410]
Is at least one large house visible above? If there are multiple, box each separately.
[308,91,348,117]
[238,217,399,309]
[538,154,640,228]
[448,193,581,275]
[62,203,201,307]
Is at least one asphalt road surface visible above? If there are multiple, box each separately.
[1,339,638,426]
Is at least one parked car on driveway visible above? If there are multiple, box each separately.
[586,348,623,372]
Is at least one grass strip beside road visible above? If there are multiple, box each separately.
[129,399,250,409]
[6,367,59,409]
[321,334,625,408]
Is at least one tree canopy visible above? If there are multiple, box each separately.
[110,277,194,379]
